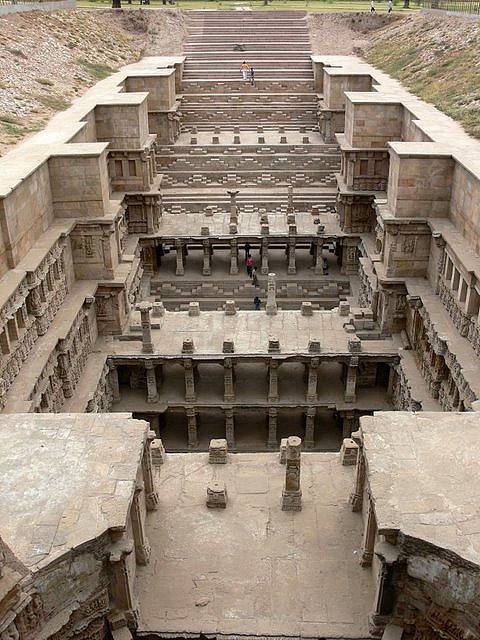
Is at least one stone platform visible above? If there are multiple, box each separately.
[135,452,374,638]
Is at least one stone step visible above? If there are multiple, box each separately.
[182,79,313,93]
[159,171,337,188]
[157,144,338,154]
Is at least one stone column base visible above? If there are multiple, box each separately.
[281,489,302,511]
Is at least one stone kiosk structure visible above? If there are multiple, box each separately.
[0,8,479,640]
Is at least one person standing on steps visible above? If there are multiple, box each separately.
[370,0,376,11]
[252,266,259,287]
[240,61,250,81]
[249,66,255,87]
[246,254,254,277]
[387,0,393,12]
[254,296,261,310]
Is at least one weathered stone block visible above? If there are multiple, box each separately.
[348,338,362,353]
[279,438,288,464]
[209,438,228,464]
[340,438,358,466]
[222,339,234,353]
[301,302,313,316]
[339,301,350,317]
[225,300,237,316]
[188,302,200,317]
[206,481,227,508]
[151,438,166,465]
[308,339,321,353]
[268,336,280,353]
[182,338,194,354]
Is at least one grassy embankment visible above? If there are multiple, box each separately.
[366,14,480,138]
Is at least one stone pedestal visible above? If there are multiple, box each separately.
[206,481,227,508]
[340,438,359,465]
[266,272,278,315]
[281,436,302,511]
[209,438,228,464]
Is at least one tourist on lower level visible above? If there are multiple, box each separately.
[252,267,259,286]
[388,0,393,11]
[244,241,251,259]
[246,254,254,277]
[254,296,261,310]
[250,67,255,86]
[240,61,250,81]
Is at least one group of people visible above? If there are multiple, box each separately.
[240,61,256,86]
[370,0,394,11]
[244,242,262,310]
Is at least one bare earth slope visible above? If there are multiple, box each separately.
[0,8,187,155]
[309,11,480,139]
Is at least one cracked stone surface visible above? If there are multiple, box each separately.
[135,452,374,638]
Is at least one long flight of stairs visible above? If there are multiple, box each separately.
[154,10,344,309]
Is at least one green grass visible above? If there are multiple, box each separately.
[76,0,419,11]
[0,118,46,138]
[35,94,71,111]
[367,30,480,138]
[75,59,115,79]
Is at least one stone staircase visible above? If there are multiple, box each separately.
[151,10,343,310]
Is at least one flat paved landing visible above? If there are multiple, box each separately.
[135,452,375,638]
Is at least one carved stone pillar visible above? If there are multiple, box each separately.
[223,358,235,402]
[102,228,115,277]
[108,535,138,628]
[57,352,74,399]
[344,356,358,403]
[145,361,159,403]
[175,240,185,276]
[266,272,278,315]
[368,543,399,635]
[108,359,121,402]
[350,442,365,512]
[184,359,195,402]
[287,184,294,214]
[306,357,319,402]
[268,360,279,402]
[224,407,235,448]
[229,239,239,275]
[137,302,154,354]
[261,238,269,275]
[313,238,323,274]
[131,485,151,565]
[227,189,239,223]
[202,239,211,276]
[281,435,302,511]
[287,238,296,275]
[432,232,446,295]
[186,406,198,449]
[267,407,277,448]
[360,497,377,566]
[142,430,159,511]
[305,407,316,449]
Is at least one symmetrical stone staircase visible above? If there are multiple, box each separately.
[154,10,343,308]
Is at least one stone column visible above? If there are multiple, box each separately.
[281,435,302,511]
[224,407,235,448]
[432,233,446,295]
[175,240,185,276]
[350,442,365,512]
[145,361,159,403]
[305,407,316,449]
[266,273,278,315]
[57,352,74,399]
[230,239,239,275]
[360,497,377,567]
[186,406,198,449]
[267,407,277,448]
[344,356,358,403]
[142,430,159,510]
[227,189,239,223]
[131,485,151,565]
[368,544,399,634]
[261,238,269,275]
[223,357,235,402]
[306,357,319,402]
[268,360,279,402]
[313,238,323,274]
[184,359,195,402]
[287,238,296,275]
[108,359,121,402]
[202,239,211,276]
[108,535,138,628]
[287,184,294,214]
[137,302,154,354]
